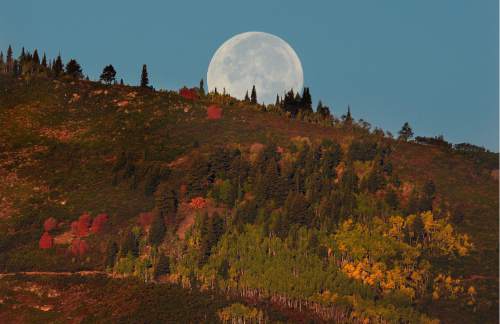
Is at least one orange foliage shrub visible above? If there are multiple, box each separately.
[70,238,89,256]
[207,105,222,120]
[179,87,198,100]
[90,213,108,234]
[39,232,54,249]
[189,197,207,209]
[138,212,154,228]
[44,217,57,232]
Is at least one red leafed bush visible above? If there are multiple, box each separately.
[189,197,207,209]
[39,232,53,249]
[90,213,108,234]
[179,87,198,100]
[44,217,57,232]
[70,238,89,256]
[207,105,222,120]
[71,221,79,235]
[76,213,91,237]
[138,212,154,228]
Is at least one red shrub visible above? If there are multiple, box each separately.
[70,238,89,256]
[39,232,53,249]
[90,213,108,234]
[44,217,57,232]
[71,221,79,236]
[76,213,91,237]
[189,197,207,209]
[138,212,154,228]
[179,87,198,100]
[207,105,222,120]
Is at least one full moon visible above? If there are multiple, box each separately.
[207,31,304,105]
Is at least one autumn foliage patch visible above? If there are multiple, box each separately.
[179,87,198,100]
[39,232,54,249]
[207,105,222,120]
[44,217,57,232]
[189,197,207,209]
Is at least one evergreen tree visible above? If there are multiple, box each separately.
[41,53,47,67]
[199,78,205,95]
[65,59,83,78]
[155,184,178,220]
[6,45,13,73]
[149,212,166,246]
[244,90,250,102]
[53,54,64,76]
[0,51,3,72]
[405,189,419,216]
[275,94,280,107]
[340,161,358,219]
[120,78,124,85]
[100,64,117,84]
[342,105,353,124]
[250,85,257,104]
[121,231,139,257]
[385,187,399,210]
[154,253,170,278]
[140,64,149,88]
[398,122,414,141]
[105,241,118,267]
[32,49,40,65]
[300,87,313,113]
[419,180,436,212]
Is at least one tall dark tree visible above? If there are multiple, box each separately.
[53,54,64,77]
[0,51,3,72]
[419,180,436,212]
[199,78,205,95]
[121,231,139,257]
[343,105,353,124]
[100,64,117,84]
[275,94,280,107]
[32,49,40,65]
[140,64,149,88]
[6,45,13,73]
[300,87,313,113]
[65,59,83,78]
[105,241,118,267]
[149,213,166,246]
[398,122,414,141]
[244,90,250,102]
[250,85,257,104]
[154,253,170,278]
[317,101,331,118]
[41,53,47,67]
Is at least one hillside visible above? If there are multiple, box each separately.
[0,74,498,323]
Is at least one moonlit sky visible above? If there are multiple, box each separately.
[207,32,304,104]
[0,1,498,151]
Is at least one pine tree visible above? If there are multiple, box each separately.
[149,212,166,246]
[154,253,170,278]
[0,51,3,72]
[419,180,436,212]
[140,64,149,88]
[120,78,124,85]
[105,241,118,267]
[199,78,205,95]
[65,59,83,78]
[53,54,64,77]
[398,122,414,141]
[300,87,313,113]
[100,64,117,84]
[250,85,257,104]
[244,90,250,102]
[275,94,280,107]
[343,105,353,124]
[6,45,13,73]
[32,49,40,65]
[41,53,47,67]
[385,187,399,210]
[121,231,139,257]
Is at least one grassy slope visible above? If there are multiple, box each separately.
[0,75,497,323]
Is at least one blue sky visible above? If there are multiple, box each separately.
[0,0,498,150]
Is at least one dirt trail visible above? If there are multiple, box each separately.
[0,270,107,279]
